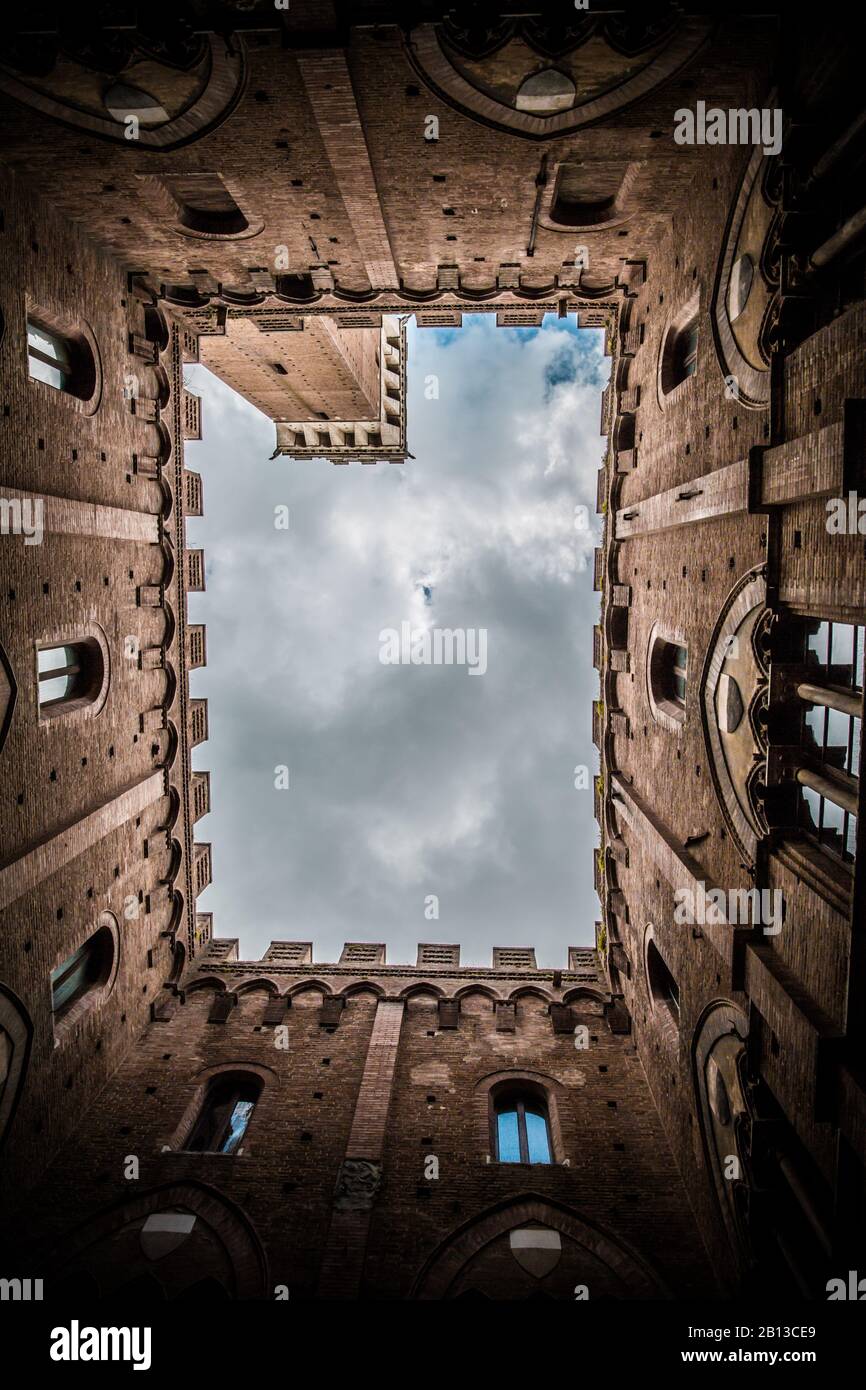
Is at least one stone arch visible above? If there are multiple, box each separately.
[400,981,446,1000]
[506,985,553,1004]
[411,1194,671,1299]
[699,568,769,868]
[44,1180,267,1301]
[234,977,281,998]
[403,20,712,142]
[339,980,385,1000]
[710,143,774,407]
[691,999,751,1288]
[0,37,246,150]
[183,975,229,997]
[0,982,32,1151]
[286,978,333,1000]
[561,986,607,1008]
[0,640,17,756]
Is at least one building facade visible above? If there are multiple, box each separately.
[0,4,864,1300]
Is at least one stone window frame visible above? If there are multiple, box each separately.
[51,912,120,1046]
[541,159,642,234]
[141,172,264,244]
[473,1069,565,1166]
[657,288,700,410]
[646,620,688,733]
[167,1060,277,1156]
[643,925,680,1050]
[34,622,111,726]
[24,299,102,416]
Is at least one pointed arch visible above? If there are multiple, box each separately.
[0,982,32,1150]
[399,980,446,1000]
[341,980,386,1000]
[454,983,502,1003]
[43,1180,267,1300]
[410,1194,671,1299]
[507,985,553,1004]
[286,978,333,1000]
[234,977,281,998]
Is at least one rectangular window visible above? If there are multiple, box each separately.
[496,1109,521,1163]
[524,1109,552,1164]
[37,645,79,707]
[27,321,70,391]
[799,621,862,862]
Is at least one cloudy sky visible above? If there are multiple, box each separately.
[185,314,606,968]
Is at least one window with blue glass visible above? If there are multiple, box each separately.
[494,1091,552,1164]
[186,1074,262,1155]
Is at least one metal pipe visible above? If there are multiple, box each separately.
[811,109,866,184]
[811,205,866,269]
[795,765,859,816]
[796,681,863,719]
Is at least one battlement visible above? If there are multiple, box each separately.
[192,937,600,980]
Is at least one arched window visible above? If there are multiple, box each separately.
[648,629,688,724]
[550,159,624,227]
[162,174,250,238]
[27,316,97,400]
[37,640,104,714]
[493,1089,552,1164]
[51,924,116,1024]
[660,295,700,396]
[185,1073,262,1155]
[646,939,680,1031]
